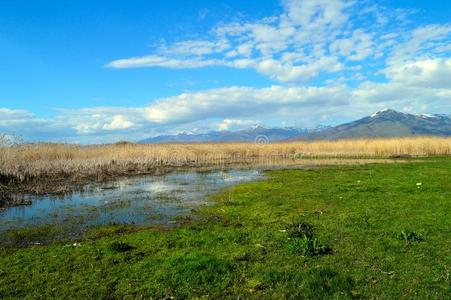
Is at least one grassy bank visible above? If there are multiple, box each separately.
[0,158,450,298]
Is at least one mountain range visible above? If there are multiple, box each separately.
[140,109,451,143]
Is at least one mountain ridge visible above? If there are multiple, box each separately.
[140,110,451,143]
[140,126,309,143]
[306,109,451,140]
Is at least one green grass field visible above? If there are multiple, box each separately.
[1,158,450,299]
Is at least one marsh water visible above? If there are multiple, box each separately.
[0,169,263,237]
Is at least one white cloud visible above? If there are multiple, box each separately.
[106,0,443,86]
[386,58,451,89]
[105,0,370,82]
[106,55,221,69]
[387,24,451,66]
[0,109,75,141]
[330,29,374,61]
[102,115,134,131]
[143,85,349,125]
[103,0,451,87]
[251,24,282,43]
[0,108,36,126]
[282,0,351,34]
[217,119,257,131]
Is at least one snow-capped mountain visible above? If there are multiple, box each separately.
[140,126,309,143]
[305,109,451,140]
[140,109,451,143]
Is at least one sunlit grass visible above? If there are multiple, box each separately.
[1,158,449,298]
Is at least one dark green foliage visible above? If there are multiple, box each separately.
[286,219,330,256]
[109,241,135,252]
[286,219,314,239]
[397,230,424,243]
[288,236,331,256]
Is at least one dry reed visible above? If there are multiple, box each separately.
[0,136,450,185]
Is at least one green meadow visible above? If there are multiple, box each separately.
[1,158,450,299]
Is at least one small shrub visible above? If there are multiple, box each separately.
[286,220,314,239]
[109,241,135,252]
[289,236,331,256]
[397,230,424,243]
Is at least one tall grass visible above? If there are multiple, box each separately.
[0,137,450,184]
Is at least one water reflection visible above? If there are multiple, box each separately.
[0,170,262,234]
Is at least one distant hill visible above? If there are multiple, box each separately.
[140,126,309,143]
[140,109,451,143]
[305,109,451,140]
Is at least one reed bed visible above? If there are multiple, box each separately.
[0,136,450,185]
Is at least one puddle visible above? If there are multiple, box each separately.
[0,169,263,236]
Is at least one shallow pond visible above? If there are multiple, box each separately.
[0,169,263,237]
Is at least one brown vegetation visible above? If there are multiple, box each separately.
[1,136,450,184]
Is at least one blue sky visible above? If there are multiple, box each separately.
[1,0,451,143]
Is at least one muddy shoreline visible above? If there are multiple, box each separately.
[0,161,262,209]
[1,184,31,210]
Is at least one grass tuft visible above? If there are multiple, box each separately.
[286,219,314,239]
[397,230,424,243]
[288,236,331,256]
[108,241,135,252]
[286,219,330,256]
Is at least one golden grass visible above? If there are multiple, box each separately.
[0,136,450,184]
